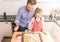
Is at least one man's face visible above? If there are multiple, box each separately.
[27,3,35,12]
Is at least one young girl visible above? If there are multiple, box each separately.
[28,7,44,32]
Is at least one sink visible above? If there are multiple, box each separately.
[0,15,16,22]
[56,20,60,27]
[0,16,4,19]
[56,16,60,20]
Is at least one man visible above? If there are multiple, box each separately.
[14,0,36,32]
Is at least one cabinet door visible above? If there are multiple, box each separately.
[52,23,60,42]
[55,28,60,42]
[4,22,12,37]
[1,22,12,37]
[0,22,4,42]
[43,22,54,34]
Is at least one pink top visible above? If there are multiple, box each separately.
[32,17,43,32]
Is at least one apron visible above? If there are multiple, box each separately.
[32,17,43,32]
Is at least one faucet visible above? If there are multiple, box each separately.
[3,12,7,20]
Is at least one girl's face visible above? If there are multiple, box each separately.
[35,12,42,18]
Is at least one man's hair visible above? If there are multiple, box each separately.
[27,0,36,5]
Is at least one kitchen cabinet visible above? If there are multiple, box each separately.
[43,22,60,42]
[0,22,12,37]
[52,23,60,42]
[0,23,4,42]
[0,32,3,42]
[43,22,54,35]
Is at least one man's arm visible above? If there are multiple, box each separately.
[14,8,22,31]
[14,22,19,31]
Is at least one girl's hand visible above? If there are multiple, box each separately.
[42,32,47,35]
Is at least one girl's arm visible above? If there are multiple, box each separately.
[42,17,45,32]
[28,17,34,30]
[42,17,47,34]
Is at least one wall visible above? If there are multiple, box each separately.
[0,0,60,15]
[0,1,27,15]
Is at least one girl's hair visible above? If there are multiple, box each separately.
[33,7,42,17]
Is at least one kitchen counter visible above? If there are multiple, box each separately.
[43,15,60,27]
[0,15,16,22]
[0,15,60,27]
[54,20,60,27]
[11,32,54,42]
[0,15,54,22]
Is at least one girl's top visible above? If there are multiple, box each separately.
[32,17,43,32]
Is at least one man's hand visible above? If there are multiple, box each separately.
[14,26,19,31]
[25,29,32,33]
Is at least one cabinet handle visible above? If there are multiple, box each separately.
[56,29,58,31]
[5,22,8,24]
[55,36,56,39]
